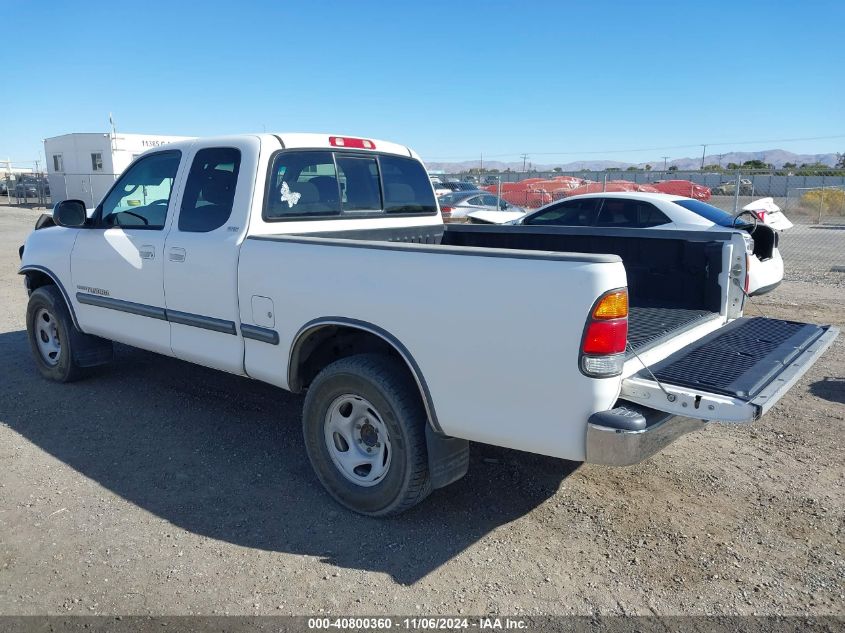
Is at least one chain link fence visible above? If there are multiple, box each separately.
[1,164,51,208]
[437,169,845,286]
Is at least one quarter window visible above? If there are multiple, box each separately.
[179,147,242,232]
[99,151,181,229]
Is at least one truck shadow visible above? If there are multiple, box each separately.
[0,330,577,585]
[809,377,845,405]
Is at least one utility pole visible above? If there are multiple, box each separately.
[662,156,669,170]
[480,152,483,173]
[700,144,708,170]
[520,154,529,173]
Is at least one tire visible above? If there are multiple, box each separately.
[26,285,88,382]
[302,353,432,516]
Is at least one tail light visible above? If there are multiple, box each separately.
[754,210,766,222]
[440,206,454,216]
[329,136,376,149]
[580,288,628,377]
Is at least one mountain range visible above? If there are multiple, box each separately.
[426,149,839,173]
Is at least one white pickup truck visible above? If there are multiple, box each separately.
[18,133,838,516]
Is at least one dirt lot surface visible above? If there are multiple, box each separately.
[0,205,842,616]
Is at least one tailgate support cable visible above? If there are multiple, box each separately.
[732,277,767,318]
[626,342,676,403]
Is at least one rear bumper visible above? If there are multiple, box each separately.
[585,405,706,466]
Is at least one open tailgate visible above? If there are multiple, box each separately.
[621,317,838,423]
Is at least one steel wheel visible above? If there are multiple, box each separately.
[34,307,61,366]
[324,394,392,487]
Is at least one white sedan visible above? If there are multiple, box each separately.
[513,192,784,296]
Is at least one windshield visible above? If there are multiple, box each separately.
[674,198,740,227]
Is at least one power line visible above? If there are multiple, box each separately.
[425,133,845,161]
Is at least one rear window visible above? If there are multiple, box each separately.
[264,151,436,220]
[379,155,437,214]
[674,198,736,227]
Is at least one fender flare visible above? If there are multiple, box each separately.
[288,317,443,433]
[18,265,83,331]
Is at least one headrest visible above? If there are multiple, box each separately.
[201,169,236,206]
[289,180,319,205]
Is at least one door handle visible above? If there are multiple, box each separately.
[168,247,186,263]
[139,245,156,260]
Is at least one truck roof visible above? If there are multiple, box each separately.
[152,133,419,161]
[268,133,419,160]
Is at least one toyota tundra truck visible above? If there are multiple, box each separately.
[18,133,838,516]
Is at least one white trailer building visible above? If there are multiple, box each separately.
[44,132,191,206]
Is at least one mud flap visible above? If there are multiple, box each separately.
[621,317,838,422]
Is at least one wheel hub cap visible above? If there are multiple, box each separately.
[34,307,61,366]
[324,394,391,487]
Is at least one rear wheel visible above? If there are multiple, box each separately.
[302,354,431,516]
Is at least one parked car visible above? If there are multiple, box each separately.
[15,182,39,198]
[712,179,754,196]
[438,191,522,221]
[742,197,793,231]
[434,180,478,197]
[515,192,784,296]
[19,133,836,516]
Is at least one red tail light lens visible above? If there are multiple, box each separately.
[754,210,766,221]
[583,319,628,355]
[329,136,376,149]
[440,206,454,214]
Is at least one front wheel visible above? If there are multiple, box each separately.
[26,286,90,382]
[302,354,431,516]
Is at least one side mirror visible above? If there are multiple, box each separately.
[53,199,88,228]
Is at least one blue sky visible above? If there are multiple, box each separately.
[2,0,844,166]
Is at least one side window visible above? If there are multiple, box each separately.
[99,151,180,229]
[524,198,600,226]
[179,147,242,232]
[265,151,340,218]
[481,195,499,207]
[596,199,669,228]
[336,155,381,212]
[466,196,484,206]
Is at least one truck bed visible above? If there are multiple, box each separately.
[627,306,719,356]
[288,222,729,356]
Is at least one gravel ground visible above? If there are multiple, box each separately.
[0,205,842,617]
